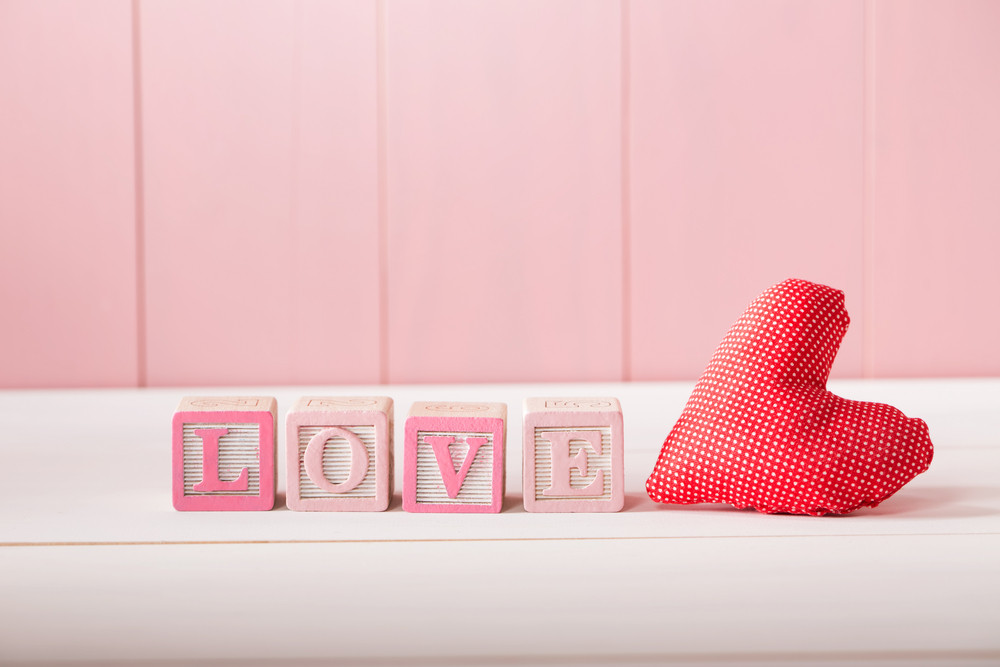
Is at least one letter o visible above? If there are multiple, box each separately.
[304,427,369,494]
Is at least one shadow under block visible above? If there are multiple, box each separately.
[285,397,394,512]
[522,397,624,513]
[172,396,277,511]
[403,402,507,513]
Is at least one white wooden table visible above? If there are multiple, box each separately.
[1,380,998,666]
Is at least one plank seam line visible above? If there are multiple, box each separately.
[376,0,389,384]
[131,0,148,388]
[862,0,876,378]
[621,0,632,382]
[2,531,996,548]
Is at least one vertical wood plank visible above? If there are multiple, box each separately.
[292,0,381,383]
[141,0,380,386]
[871,0,1000,377]
[385,0,623,383]
[629,0,866,381]
[0,0,138,388]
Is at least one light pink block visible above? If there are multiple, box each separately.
[522,398,624,513]
[172,397,277,511]
[403,402,507,514]
[285,397,394,512]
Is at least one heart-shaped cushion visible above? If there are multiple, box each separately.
[646,279,933,515]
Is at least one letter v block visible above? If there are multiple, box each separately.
[285,397,393,511]
[404,402,506,513]
[523,398,624,512]
[172,396,277,511]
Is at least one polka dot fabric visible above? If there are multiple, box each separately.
[645,279,934,516]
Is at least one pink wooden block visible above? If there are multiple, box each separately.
[403,402,507,513]
[522,398,624,513]
[172,397,277,511]
[285,397,393,512]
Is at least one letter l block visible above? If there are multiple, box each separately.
[285,396,393,511]
[172,396,277,511]
[523,397,624,512]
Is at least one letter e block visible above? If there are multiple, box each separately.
[523,397,624,512]
[285,396,393,512]
[404,402,506,513]
[172,396,277,511]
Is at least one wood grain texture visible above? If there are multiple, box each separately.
[4,1,1000,388]
[628,0,866,381]
[0,0,138,388]
[384,0,623,383]
[140,0,380,386]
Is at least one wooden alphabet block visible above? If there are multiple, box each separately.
[285,396,394,512]
[522,397,624,512]
[172,396,277,511]
[403,402,506,513]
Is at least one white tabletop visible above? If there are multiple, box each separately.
[1,379,998,666]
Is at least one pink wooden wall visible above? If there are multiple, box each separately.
[2,0,998,388]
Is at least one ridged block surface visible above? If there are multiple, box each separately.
[285,397,393,512]
[171,396,277,511]
[522,397,624,513]
[403,402,507,513]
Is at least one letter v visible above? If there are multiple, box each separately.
[425,435,487,499]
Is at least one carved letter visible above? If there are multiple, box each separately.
[304,427,369,494]
[426,435,487,498]
[192,427,249,492]
[540,430,604,497]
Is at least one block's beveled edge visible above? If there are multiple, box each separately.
[285,408,392,512]
[523,397,622,414]
[176,396,277,413]
[291,396,393,415]
[172,409,276,512]
[408,401,506,420]
[522,409,624,513]
[403,415,506,513]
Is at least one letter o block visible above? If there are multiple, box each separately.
[404,402,506,513]
[286,397,394,512]
[523,397,624,512]
[172,396,277,511]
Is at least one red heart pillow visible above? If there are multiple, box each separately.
[646,279,933,515]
